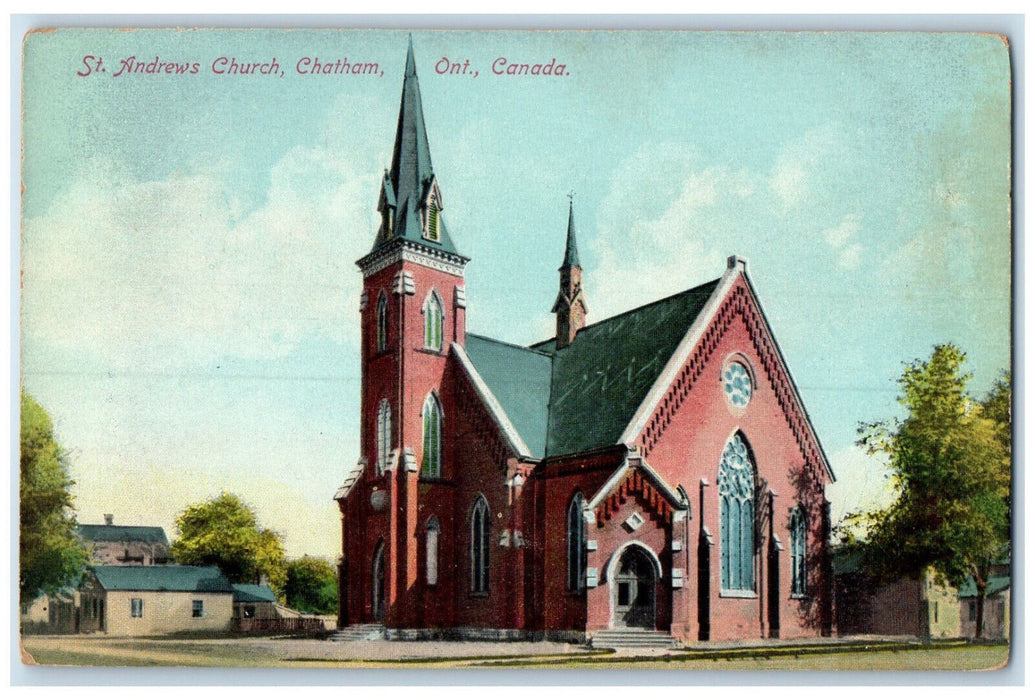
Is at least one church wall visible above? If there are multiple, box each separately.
[538,454,622,634]
[448,396,521,630]
[634,277,831,641]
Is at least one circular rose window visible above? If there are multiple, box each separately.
[723,361,753,409]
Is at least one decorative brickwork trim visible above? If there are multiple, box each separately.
[595,463,675,528]
[638,281,829,487]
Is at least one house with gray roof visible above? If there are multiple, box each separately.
[78,514,171,566]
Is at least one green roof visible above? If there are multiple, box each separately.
[959,575,1011,598]
[232,583,278,603]
[91,565,232,593]
[465,279,720,458]
[465,334,553,456]
[78,524,169,545]
[370,39,461,258]
[540,279,720,456]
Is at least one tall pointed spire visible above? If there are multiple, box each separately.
[552,195,587,350]
[562,198,581,269]
[389,36,433,209]
[371,37,460,256]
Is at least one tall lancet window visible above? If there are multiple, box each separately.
[376,399,391,475]
[790,506,808,596]
[470,496,490,594]
[719,433,756,593]
[425,516,441,586]
[376,292,389,353]
[421,393,442,478]
[423,290,444,351]
[567,492,587,591]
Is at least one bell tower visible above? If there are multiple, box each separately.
[345,37,468,630]
[552,197,587,349]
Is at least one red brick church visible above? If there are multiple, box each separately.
[334,41,835,644]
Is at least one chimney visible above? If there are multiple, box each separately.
[104,514,114,526]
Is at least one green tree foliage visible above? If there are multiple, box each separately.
[848,345,1010,637]
[19,391,88,602]
[284,556,338,614]
[170,493,287,597]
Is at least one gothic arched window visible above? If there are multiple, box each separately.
[790,505,807,596]
[567,493,587,591]
[470,496,490,594]
[376,292,389,353]
[423,290,444,351]
[376,399,391,475]
[425,516,441,586]
[421,393,442,478]
[719,433,756,593]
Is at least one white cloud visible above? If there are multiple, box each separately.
[822,213,865,270]
[22,144,380,371]
[588,143,759,321]
[767,123,841,208]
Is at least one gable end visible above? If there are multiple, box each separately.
[623,266,833,485]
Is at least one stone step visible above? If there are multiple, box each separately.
[329,624,386,642]
[590,629,677,648]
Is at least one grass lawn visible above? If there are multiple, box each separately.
[20,635,1009,671]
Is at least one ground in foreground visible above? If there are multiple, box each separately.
[20,635,1009,671]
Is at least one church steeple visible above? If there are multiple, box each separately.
[373,37,459,256]
[552,197,587,350]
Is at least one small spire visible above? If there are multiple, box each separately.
[553,194,587,349]
[562,194,581,269]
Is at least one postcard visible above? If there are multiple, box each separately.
[17,26,1012,672]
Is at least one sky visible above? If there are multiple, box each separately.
[19,29,1011,560]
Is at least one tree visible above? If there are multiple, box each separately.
[848,345,1010,638]
[284,556,338,614]
[170,493,287,597]
[19,390,89,603]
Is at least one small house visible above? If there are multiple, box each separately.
[79,565,233,636]
[232,583,279,630]
[959,576,1010,640]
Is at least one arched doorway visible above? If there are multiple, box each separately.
[372,540,385,623]
[612,545,657,629]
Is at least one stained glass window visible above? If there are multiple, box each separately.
[376,399,391,475]
[719,433,756,592]
[471,496,490,593]
[422,394,442,478]
[723,361,753,409]
[424,291,444,351]
[790,506,807,596]
[376,292,389,352]
[567,493,586,591]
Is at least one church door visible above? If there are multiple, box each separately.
[372,541,386,623]
[613,546,656,629]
